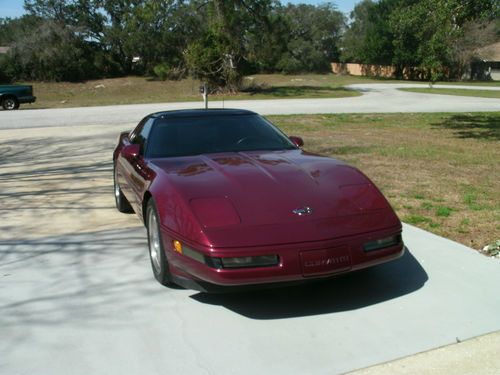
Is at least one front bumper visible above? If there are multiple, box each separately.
[162,226,404,290]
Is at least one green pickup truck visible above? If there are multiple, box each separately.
[0,85,36,110]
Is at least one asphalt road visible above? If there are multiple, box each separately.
[0,83,499,129]
[1,84,499,374]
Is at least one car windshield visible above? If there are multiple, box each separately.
[146,114,296,158]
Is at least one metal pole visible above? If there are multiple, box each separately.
[203,83,208,109]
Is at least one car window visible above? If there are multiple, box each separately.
[146,114,295,158]
[132,117,154,155]
[129,117,147,143]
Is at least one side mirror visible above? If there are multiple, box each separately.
[119,131,131,143]
[289,136,304,148]
[122,143,140,159]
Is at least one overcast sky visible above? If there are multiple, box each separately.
[0,0,359,19]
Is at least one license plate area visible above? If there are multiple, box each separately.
[300,246,351,277]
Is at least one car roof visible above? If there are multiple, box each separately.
[150,108,257,119]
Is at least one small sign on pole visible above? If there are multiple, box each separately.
[200,83,208,109]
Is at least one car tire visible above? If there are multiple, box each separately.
[146,199,173,286]
[113,165,133,213]
[2,97,19,110]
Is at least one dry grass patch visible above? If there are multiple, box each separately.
[20,76,203,109]
[19,74,371,109]
[270,112,500,251]
[17,73,499,110]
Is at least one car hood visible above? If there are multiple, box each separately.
[151,150,400,247]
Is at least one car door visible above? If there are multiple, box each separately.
[120,117,155,212]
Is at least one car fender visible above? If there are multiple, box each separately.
[147,171,209,247]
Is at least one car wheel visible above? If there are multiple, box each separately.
[2,97,19,110]
[113,165,133,213]
[146,199,173,286]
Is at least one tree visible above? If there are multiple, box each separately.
[21,0,109,78]
[342,0,402,66]
[390,0,499,80]
[450,20,498,80]
[341,0,374,63]
[126,0,199,77]
[185,0,275,90]
[342,0,499,80]
[245,5,289,73]
[20,0,194,78]
[275,3,344,73]
[24,0,106,42]
[4,18,97,81]
[1,16,37,45]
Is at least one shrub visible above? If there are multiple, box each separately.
[153,63,170,81]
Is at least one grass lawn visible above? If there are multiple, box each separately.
[21,74,368,109]
[18,74,500,109]
[269,112,500,252]
[400,87,500,99]
[429,80,500,87]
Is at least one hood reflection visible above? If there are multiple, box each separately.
[176,163,212,176]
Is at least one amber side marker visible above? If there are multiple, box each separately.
[173,240,183,254]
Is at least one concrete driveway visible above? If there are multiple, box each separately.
[1,88,499,374]
[0,83,499,129]
[2,225,499,375]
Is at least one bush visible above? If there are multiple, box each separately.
[276,53,303,74]
[153,63,185,81]
[153,63,170,81]
[0,56,13,83]
[167,66,186,81]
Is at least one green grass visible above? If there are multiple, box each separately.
[421,201,433,210]
[269,112,500,251]
[462,186,492,211]
[429,80,500,87]
[404,214,434,225]
[436,206,453,217]
[412,192,426,200]
[399,87,500,99]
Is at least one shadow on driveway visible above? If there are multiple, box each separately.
[191,248,427,319]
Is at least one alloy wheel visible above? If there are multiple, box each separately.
[148,210,162,274]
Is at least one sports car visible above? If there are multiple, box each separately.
[113,109,404,291]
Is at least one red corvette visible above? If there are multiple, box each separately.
[113,109,404,291]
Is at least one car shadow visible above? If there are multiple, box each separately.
[190,248,427,320]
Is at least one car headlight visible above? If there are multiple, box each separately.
[172,240,279,269]
[220,255,279,269]
[172,240,206,263]
[363,234,402,252]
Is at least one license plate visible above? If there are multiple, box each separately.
[300,246,351,276]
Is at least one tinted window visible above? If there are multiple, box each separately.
[132,118,154,155]
[129,117,148,143]
[146,114,295,158]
